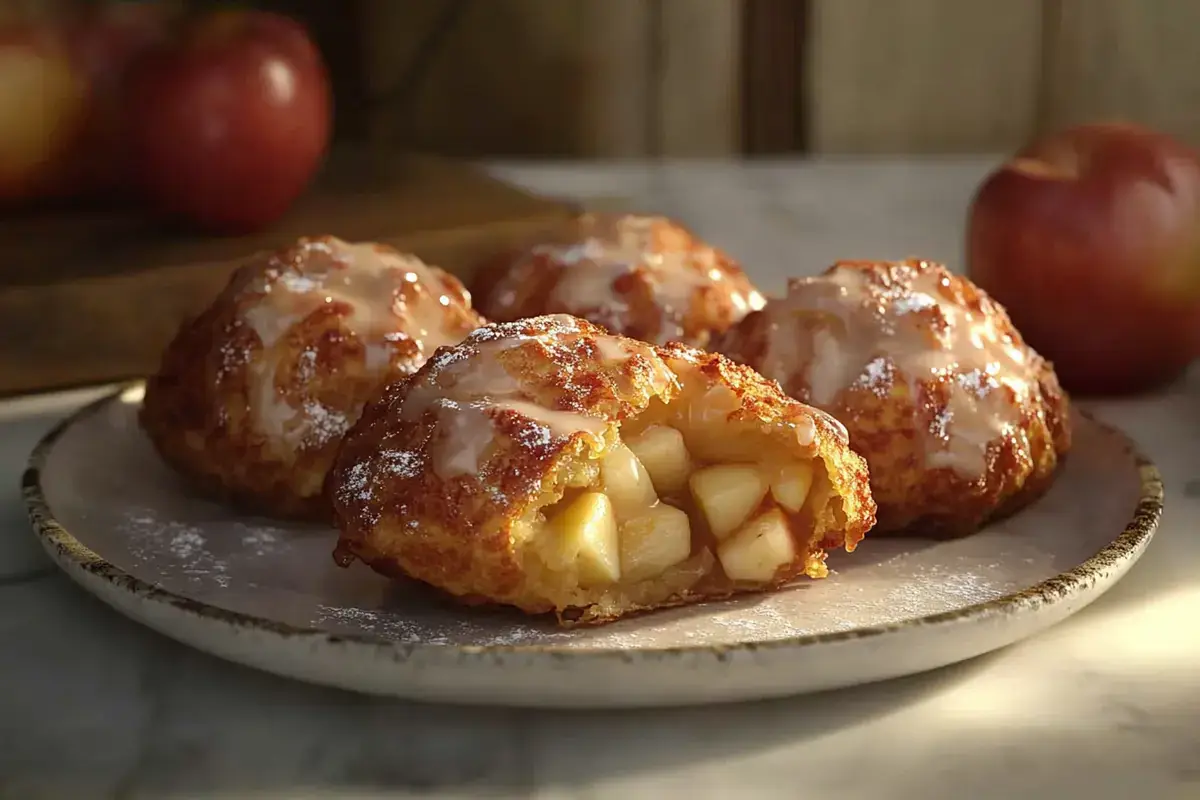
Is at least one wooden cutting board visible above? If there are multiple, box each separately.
[0,152,577,397]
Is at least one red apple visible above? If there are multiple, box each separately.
[967,122,1200,395]
[0,29,87,203]
[61,1,179,197]
[124,9,332,233]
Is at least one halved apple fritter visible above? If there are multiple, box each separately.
[328,314,876,625]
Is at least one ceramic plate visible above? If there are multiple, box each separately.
[24,384,1162,709]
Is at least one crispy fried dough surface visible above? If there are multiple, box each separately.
[719,258,1071,536]
[471,213,765,348]
[140,235,485,521]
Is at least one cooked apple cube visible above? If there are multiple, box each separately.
[717,508,797,582]
[549,491,621,586]
[626,425,692,495]
[770,460,815,513]
[619,504,692,582]
[689,463,768,540]
[601,444,658,519]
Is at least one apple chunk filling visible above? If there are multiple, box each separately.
[626,425,692,494]
[689,464,769,540]
[546,491,622,587]
[618,503,693,583]
[539,421,820,594]
[716,508,797,582]
[600,443,659,518]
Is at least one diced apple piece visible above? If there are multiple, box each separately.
[771,460,815,513]
[717,508,797,583]
[601,444,658,519]
[619,504,692,582]
[626,425,692,495]
[689,463,768,540]
[549,491,621,586]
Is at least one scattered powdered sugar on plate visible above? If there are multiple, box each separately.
[121,508,231,588]
[313,604,578,646]
[231,521,285,556]
[312,594,824,650]
[702,598,813,639]
[49,395,1133,656]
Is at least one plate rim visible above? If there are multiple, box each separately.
[22,382,1165,662]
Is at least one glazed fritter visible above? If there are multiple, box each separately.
[140,235,485,521]
[470,213,765,348]
[718,258,1071,537]
[328,314,876,625]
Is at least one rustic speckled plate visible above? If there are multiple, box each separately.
[24,384,1162,708]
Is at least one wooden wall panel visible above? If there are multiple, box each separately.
[361,0,651,157]
[358,0,716,158]
[805,0,1044,154]
[656,0,742,156]
[1040,0,1200,146]
[740,0,807,154]
[194,1,1200,157]
[575,0,655,157]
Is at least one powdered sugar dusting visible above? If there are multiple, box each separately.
[956,368,998,397]
[381,449,425,479]
[314,604,576,647]
[892,293,937,315]
[297,400,350,449]
[929,408,952,441]
[234,523,283,555]
[122,510,231,588]
[853,355,895,396]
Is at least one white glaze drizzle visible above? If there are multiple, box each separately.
[398,315,663,480]
[234,237,473,447]
[758,261,1032,479]
[513,214,765,344]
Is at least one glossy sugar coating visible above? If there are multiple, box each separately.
[471,213,765,347]
[718,259,1072,536]
[140,235,485,521]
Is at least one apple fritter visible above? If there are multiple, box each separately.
[470,213,765,348]
[328,314,876,625]
[140,235,485,521]
[718,258,1072,537]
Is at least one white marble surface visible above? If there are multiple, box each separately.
[2,159,1199,800]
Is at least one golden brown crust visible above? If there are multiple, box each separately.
[470,213,765,348]
[718,258,1072,537]
[139,235,485,521]
[329,314,875,625]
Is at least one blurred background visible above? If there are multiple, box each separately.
[2,0,1198,397]
[7,0,1199,163]
[354,0,1200,159]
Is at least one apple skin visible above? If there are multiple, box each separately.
[0,31,87,204]
[62,2,178,197]
[124,10,332,234]
[0,7,175,207]
[967,122,1200,396]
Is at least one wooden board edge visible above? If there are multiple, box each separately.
[0,209,578,397]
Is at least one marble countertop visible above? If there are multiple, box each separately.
[2,159,1199,800]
